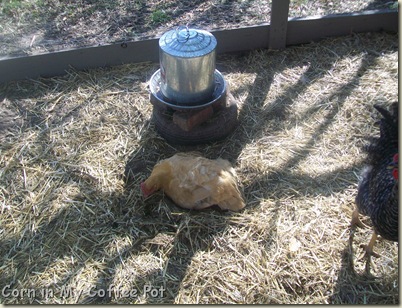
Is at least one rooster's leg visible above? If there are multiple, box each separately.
[349,209,379,275]
[350,208,366,229]
[360,231,380,274]
[360,231,380,258]
[349,208,362,256]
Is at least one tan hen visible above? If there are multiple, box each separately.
[140,153,245,211]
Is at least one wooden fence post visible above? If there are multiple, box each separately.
[269,0,290,50]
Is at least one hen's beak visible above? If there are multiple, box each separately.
[140,182,153,198]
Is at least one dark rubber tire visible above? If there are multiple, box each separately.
[152,103,238,145]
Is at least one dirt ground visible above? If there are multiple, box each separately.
[0,0,397,57]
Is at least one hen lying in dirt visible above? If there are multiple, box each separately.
[141,153,245,211]
[351,102,398,267]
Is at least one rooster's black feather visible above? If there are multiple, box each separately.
[355,102,398,242]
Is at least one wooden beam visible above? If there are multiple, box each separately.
[0,39,159,83]
[269,0,290,50]
[286,9,398,46]
[0,9,397,84]
[213,24,270,54]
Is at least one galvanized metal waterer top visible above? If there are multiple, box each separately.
[159,26,217,58]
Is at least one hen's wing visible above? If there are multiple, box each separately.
[166,155,244,210]
[161,156,217,209]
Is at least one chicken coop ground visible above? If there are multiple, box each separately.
[0,31,398,304]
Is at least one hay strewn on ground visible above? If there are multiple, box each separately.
[0,32,398,304]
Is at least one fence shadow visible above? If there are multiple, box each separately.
[0,32,398,304]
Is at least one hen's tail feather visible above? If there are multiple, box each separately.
[366,102,398,163]
[374,102,398,141]
[374,104,395,122]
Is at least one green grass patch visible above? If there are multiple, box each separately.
[150,9,170,25]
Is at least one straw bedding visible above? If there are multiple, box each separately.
[0,31,398,304]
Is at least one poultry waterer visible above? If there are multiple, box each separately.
[149,26,238,145]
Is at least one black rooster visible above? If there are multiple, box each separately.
[351,102,398,267]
